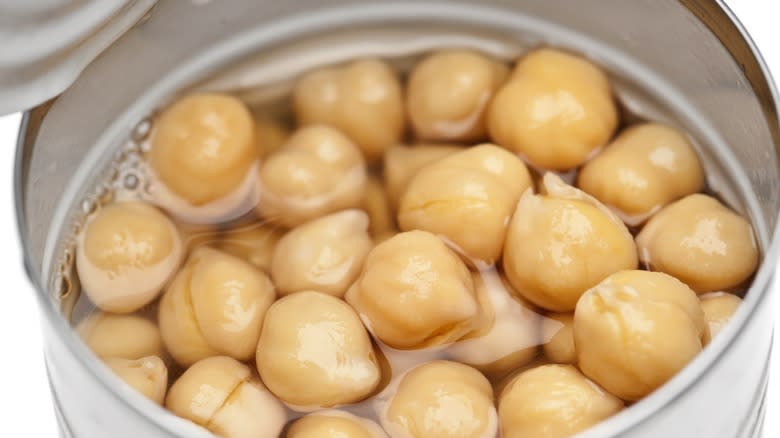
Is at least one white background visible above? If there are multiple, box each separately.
[0,1,776,436]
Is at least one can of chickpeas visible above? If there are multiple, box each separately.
[13,1,779,437]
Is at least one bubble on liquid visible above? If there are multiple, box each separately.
[55,273,73,299]
[131,118,152,143]
[124,173,140,190]
[97,186,115,206]
[81,199,97,216]
[62,249,73,268]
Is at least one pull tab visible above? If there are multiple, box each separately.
[0,0,157,115]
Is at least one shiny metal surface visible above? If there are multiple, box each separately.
[14,1,780,437]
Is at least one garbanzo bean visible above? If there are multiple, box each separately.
[257,125,367,226]
[575,270,706,401]
[499,364,623,438]
[287,411,388,438]
[345,230,483,349]
[700,292,742,344]
[78,312,163,360]
[217,222,283,272]
[488,48,618,170]
[254,117,290,159]
[541,313,576,365]
[407,50,508,142]
[363,175,397,239]
[399,144,532,265]
[578,123,704,224]
[105,356,168,405]
[159,247,275,366]
[379,360,497,438]
[256,291,381,409]
[503,174,637,311]
[636,194,758,292]
[294,59,404,161]
[77,201,183,313]
[271,210,373,297]
[166,356,286,438]
[383,143,464,209]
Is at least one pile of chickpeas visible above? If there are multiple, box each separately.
[74,47,758,438]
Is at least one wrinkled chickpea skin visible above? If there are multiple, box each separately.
[77,201,183,314]
[256,291,381,409]
[503,173,637,311]
[499,364,623,438]
[379,361,497,438]
[288,411,388,438]
[383,143,464,209]
[346,230,482,349]
[159,247,276,366]
[271,210,372,297]
[700,292,742,344]
[257,125,367,227]
[488,48,618,170]
[294,59,404,161]
[399,144,532,265]
[578,123,704,224]
[541,313,576,364]
[167,356,286,438]
[575,270,706,401]
[105,356,168,405]
[78,312,164,360]
[407,50,508,142]
[636,194,758,293]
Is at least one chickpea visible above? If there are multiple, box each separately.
[578,123,704,224]
[287,411,388,438]
[541,313,576,364]
[399,144,532,265]
[345,230,482,349]
[294,59,404,161]
[104,356,168,405]
[167,356,286,438]
[77,201,183,313]
[257,125,367,227]
[407,50,508,142]
[271,210,372,298]
[488,48,618,170]
[159,247,276,366]
[503,173,637,311]
[700,292,742,344]
[383,143,464,209]
[636,194,758,292]
[575,270,706,401]
[77,312,163,360]
[256,291,381,409]
[217,222,283,272]
[254,117,290,159]
[378,360,497,438]
[363,175,397,239]
[499,364,623,438]
[447,271,540,377]
[147,93,258,223]
[177,222,220,252]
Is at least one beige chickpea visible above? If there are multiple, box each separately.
[499,364,623,438]
[541,313,576,364]
[636,194,758,293]
[294,59,404,162]
[77,201,183,313]
[407,50,508,142]
[217,222,283,272]
[257,125,367,227]
[447,271,540,377]
[488,48,618,170]
[575,270,707,401]
[254,117,290,159]
[105,356,168,405]
[167,356,286,438]
[78,312,164,360]
[399,144,532,265]
[363,175,397,239]
[701,292,742,344]
[287,411,388,438]
[147,93,258,223]
[379,360,497,438]
[383,143,464,209]
[159,247,276,366]
[578,123,704,224]
[503,173,637,311]
[345,230,482,349]
[271,210,372,297]
[256,291,381,409]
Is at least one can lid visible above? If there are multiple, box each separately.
[0,0,157,116]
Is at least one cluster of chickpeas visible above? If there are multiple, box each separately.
[74,47,758,438]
